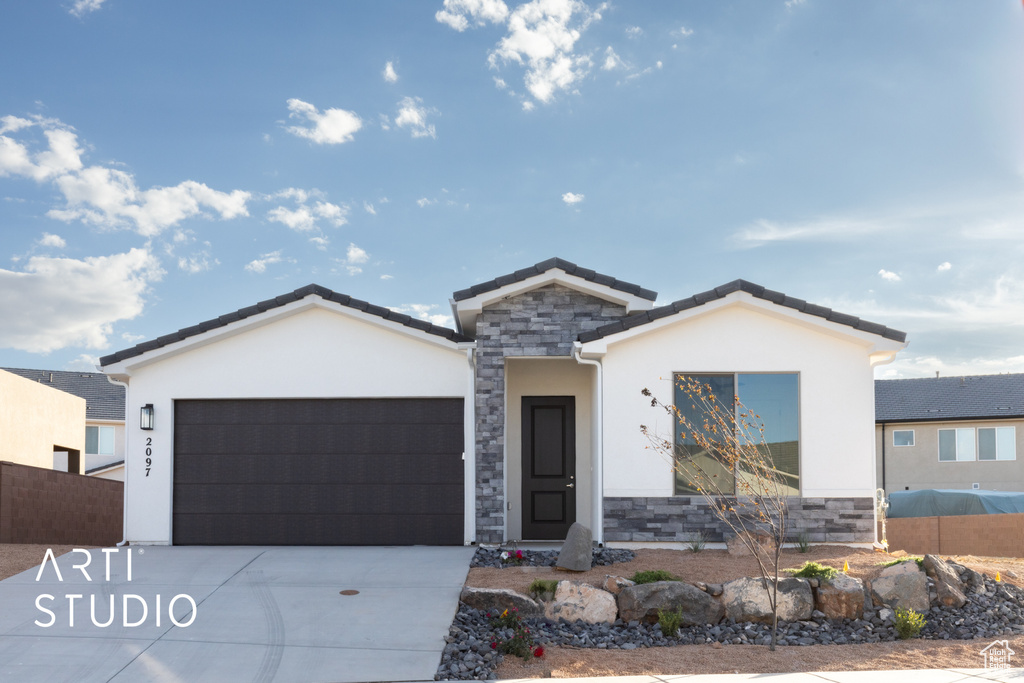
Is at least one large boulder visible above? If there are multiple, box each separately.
[869,561,929,612]
[721,577,813,624]
[617,581,725,626]
[556,522,593,572]
[544,581,618,624]
[814,574,865,620]
[459,587,542,618]
[922,555,967,608]
[603,575,636,595]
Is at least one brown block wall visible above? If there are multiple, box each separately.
[0,461,123,546]
[885,513,1024,558]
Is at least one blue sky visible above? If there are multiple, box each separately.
[1,0,1022,378]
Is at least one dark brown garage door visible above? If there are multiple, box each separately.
[172,398,464,545]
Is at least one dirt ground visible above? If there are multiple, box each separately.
[467,546,1024,679]
[0,544,95,581]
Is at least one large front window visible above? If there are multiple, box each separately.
[673,373,800,497]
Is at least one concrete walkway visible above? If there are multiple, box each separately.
[0,545,474,683]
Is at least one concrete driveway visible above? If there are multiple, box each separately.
[0,545,474,683]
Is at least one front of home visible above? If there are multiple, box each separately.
[100,258,906,547]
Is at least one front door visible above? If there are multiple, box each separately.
[521,396,576,540]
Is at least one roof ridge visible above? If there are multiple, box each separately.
[451,257,658,302]
[100,283,472,367]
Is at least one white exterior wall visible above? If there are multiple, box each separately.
[599,302,879,499]
[115,304,471,545]
[505,358,595,539]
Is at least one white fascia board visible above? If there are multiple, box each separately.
[455,270,655,335]
[102,295,466,376]
[578,292,908,357]
[86,418,125,425]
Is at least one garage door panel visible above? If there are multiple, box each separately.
[173,453,463,485]
[174,423,464,456]
[173,483,463,515]
[173,398,464,545]
[172,513,464,546]
[175,398,463,427]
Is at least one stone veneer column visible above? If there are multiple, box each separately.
[473,284,627,544]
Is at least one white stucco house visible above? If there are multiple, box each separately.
[99,258,907,546]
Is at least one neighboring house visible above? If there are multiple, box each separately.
[1,368,126,481]
[875,373,1024,493]
[99,258,906,547]
[0,368,85,473]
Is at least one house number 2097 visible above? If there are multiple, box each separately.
[145,438,152,477]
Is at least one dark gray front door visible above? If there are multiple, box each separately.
[521,396,575,540]
[172,398,464,545]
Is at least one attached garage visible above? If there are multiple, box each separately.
[172,398,464,545]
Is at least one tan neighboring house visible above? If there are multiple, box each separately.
[0,368,86,473]
[1,368,126,481]
[875,373,1024,493]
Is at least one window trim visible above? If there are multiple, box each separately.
[978,426,1016,462]
[938,425,1017,463]
[892,429,915,447]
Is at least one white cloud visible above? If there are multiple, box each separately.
[394,97,437,139]
[494,76,508,89]
[656,60,663,69]
[284,98,362,145]
[177,252,219,274]
[561,191,584,205]
[380,274,394,280]
[937,262,952,272]
[878,269,901,282]
[245,250,286,274]
[363,201,377,215]
[602,46,623,71]
[70,0,105,18]
[267,190,348,234]
[1,114,251,236]
[383,61,399,83]
[436,0,509,31]
[417,197,436,208]
[673,25,694,37]
[625,26,643,38]
[309,236,329,251]
[65,354,100,372]
[346,243,369,264]
[522,100,535,112]
[877,354,1024,379]
[390,303,453,328]
[121,332,145,343]
[785,0,807,9]
[39,233,66,248]
[735,216,883,246]
[0,248,163,353]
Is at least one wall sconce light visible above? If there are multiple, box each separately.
[140,404,155,431]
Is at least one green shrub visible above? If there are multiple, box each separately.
[657,606,684,637]
[686,531,707,553]
[528,579,558,600]
[631,569,679,584]
[796,532,810,553]
[785,561,838,581]
[893,607,926,639]
[488,608,540,660]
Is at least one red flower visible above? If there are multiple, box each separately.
[490,642,497,649]
[533,646,545,658]
[515,549,523,559]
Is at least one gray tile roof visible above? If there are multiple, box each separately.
[452,257,658,302]
[578,279,907,343]
[876,373,1024,422]
[99,283,472,367]
[2,367,125,421]
[86,460,124,475]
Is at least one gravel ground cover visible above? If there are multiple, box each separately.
[437,547,1024,680]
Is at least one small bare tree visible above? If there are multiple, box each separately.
[641,376,790,651]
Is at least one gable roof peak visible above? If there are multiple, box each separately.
[452,257,658,303]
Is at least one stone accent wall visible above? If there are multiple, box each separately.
[474,284,627,543]
[0,461,123,545]
[603,496,876,544]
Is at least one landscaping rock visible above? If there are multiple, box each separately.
[556,523,593,571]
[869,560,929,612]
[815,574,865,620]
[459,587,542,618]
[922,555,967,609]
[603,575,635,594]
[726,531,777,558]
[706,583,723,597]
[617,580,725,625]
[721,577,813,623]
[545,581,618,624]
